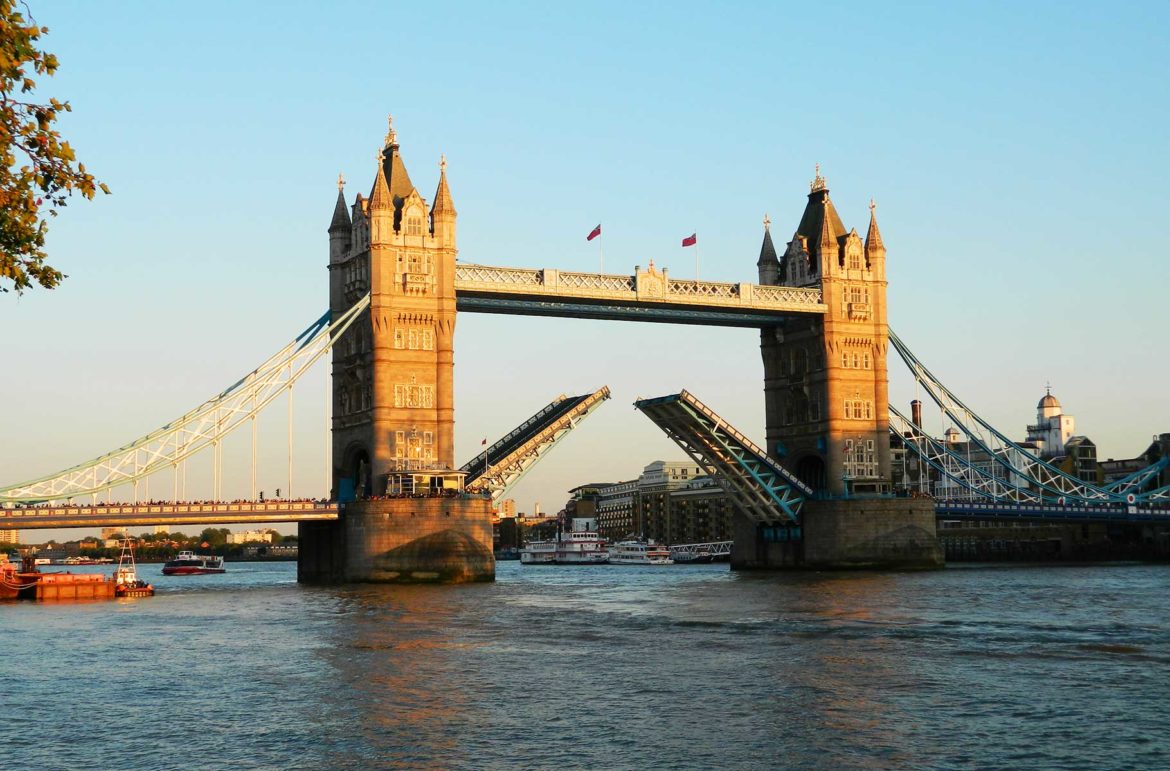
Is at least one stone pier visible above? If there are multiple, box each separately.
[731,498,943,570]
[299,496,495,584]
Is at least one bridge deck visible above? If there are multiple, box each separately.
[454,264,826,326]
[935,500,1170,524]
[0,500,338,530]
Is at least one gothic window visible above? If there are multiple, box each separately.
[844,399,852,418]
[424,431,433,445]
[849,252,861,270]
[394,385,405,408]
[852,353,860,368]
[842,352,849,368]
[395,431,405,458]
[422,329,434,350]
[853,402,863,420]
[863,352,871,369]
[810,396,821,422]
[394,329,405,349]
[408,329,419,349]
[864,401,873,420]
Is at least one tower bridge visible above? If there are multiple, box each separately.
[3,118,1168,578]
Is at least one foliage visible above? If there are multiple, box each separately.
[0,0,109,293]
[197,527,230,547]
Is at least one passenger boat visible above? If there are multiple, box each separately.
[113,539,154,598]
[161,550,226,575]
[1,553,116,600]
[519,539,557,564]
[520,517,609,565]
[608,540,674,565]
[672,550,713,564]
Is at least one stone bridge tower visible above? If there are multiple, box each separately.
[757,169,891,497]
[326,118,458,499]
[303,118,493,584]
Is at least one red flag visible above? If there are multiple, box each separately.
[681,233,697,247]
[587,224,601,241]
[481,438,488,446]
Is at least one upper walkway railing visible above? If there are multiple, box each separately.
[454,263,825,325]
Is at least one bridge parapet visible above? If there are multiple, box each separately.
[454,263,825,314]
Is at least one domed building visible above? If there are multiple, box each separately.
[1025,387,1075,459]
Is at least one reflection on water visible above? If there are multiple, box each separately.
[3,561,1169,769]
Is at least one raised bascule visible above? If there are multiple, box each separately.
[3,118,1168,580]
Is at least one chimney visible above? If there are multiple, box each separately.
[911,400,923,428]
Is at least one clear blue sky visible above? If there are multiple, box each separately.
[4,0,1168,541]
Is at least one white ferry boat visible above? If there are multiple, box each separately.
[520,539,557,565]
[608,540,674,565]
[520,517,609,565]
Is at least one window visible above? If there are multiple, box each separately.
[394,329,405,349]
[842,352,849,368]
[408,329,419,349]
[849,252,861,270]
[424,431,433,445]
[853,402,863,419]
[863,352,871,369]
[864,402,873,420]
[852,353,860,368]
[422,329,434,350]
[844,399,852,418]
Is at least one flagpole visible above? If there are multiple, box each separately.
[695,231,700,280]
[598,231,605,274]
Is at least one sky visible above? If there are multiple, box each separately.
[3,0,1168,542]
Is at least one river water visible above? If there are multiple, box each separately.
[2,561,1168,770]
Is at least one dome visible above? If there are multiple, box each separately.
[1037,392,1061,410]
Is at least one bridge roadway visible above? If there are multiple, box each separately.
[453,263,826,326]
[1,500,338,530]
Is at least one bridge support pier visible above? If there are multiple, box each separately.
[298,497,495,584]
[731,498,943,570]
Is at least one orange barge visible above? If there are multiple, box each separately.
[1,554,115,601]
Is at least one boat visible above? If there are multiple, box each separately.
[608,540,674,565]
[1,553,116,601]
[519,538,557,564]
[112,539,154,598]
[554,518,609,564]
[520,517,609,565]
[672,550,713,564]
[161,550,226,575]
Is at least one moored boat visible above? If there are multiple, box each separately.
[1,553,116,600]
[608,540,674,565]
[162,550,226,576]
[113,539,154,598]
[520,517,609,565]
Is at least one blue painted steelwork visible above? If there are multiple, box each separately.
[935,500,1170,524]
[635,390,810,524]
[456,296,797,328]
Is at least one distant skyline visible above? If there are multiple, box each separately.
[4,1,1168,541]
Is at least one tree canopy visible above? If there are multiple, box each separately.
[0,1,108,293]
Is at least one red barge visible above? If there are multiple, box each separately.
[1,554,115,601]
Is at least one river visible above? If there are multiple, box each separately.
[2,561,1168,770]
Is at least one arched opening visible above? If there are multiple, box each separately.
[338,445,371,503]
[795,454,827,494]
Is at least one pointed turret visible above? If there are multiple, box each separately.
[431,155,455,217]
[870,198,884,274]
[369,152,393,211]
[865,198,879,253]
[329,174,351,232]
[430,155,457,248]
[757,213,779,284]
[329,173,352,266]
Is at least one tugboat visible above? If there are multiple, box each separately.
[162,550,226,576]
[113,539,154,598]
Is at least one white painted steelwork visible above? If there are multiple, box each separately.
[0,296,371,503]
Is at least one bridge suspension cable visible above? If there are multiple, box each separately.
[0,295,371,504]
[889,330,1170,505]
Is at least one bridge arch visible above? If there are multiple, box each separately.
[338,442,372,503]
[794,454,827,493]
